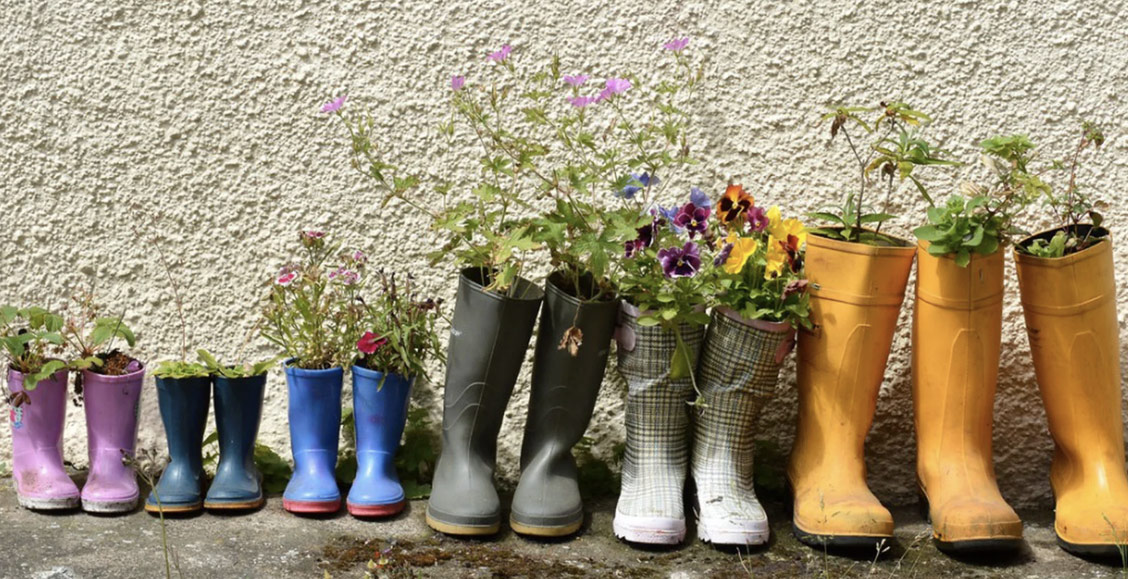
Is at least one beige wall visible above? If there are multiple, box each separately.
[3,0,1127,508]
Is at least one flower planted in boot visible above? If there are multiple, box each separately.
[204,373,267,511]
[81,363,145,513]
[7,369,81,510]
[348,367,412,517]
[146,374,211,513]
[282,364,343,514]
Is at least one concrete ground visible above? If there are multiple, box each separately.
[1,483,1126,579]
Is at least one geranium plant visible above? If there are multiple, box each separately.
[0,306,66,398]
[708,185,811,328]
[1018,122,1107,258]
[261,231,365,370]
[811,102,958,245]
[914,135,1049,265]
[349,269,444,384]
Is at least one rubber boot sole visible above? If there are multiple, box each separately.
[918,491,1023,553]
[204,496,265,511]
[1057,536,1128,558]
[144,501,202,514]
[613,512,686,545]
[82,495,140,514]
[348,500,405,518]
[283,498,340,514]
[426,510,500,536]
[18,494,80,511]
[792,522,890,550]
[509,516,583,537]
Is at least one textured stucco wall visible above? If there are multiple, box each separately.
[2,0,1128,510]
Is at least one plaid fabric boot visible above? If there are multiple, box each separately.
[612,302,705,545]
[692,307,795,545]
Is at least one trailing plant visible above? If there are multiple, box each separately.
[706,184,811,327]
[349,269,444,384]
[913,134,1049,266]
[811,102,958,245]
[261,231,366,370]
[0,306,66,396]
[1018,122,1108,258]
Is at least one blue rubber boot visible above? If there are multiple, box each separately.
[282,363,343,514]
[347,366,412,517]
[204,374,266,510]
[146,376,211,514]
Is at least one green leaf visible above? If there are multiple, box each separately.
[913,225,945,242]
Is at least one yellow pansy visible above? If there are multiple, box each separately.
[723,234,760,275]
[765,238,788,279]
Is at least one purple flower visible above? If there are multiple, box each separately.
[320,96,347,114]
[624,220,657,258]
[487,44,512,62]
[451,75,465,91]
[329,267,360,286]
[673,202,710,238]
[597,77,632,101]
[617,172,659,199]
[563,74,589,87]
[568,95,598,108]
[747,206,769,232]
[658,242,701,278]
[714,243,734,266]
[664,37,690,52]
[690,187,712,209]
[353,250,367,263]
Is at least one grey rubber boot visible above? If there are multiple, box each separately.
[612,302,705,545]
[426,268,544,536]
[692,306,795,546]
[510,272,619,537]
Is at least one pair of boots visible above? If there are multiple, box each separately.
[280,364,415,517]
[426,269,618,537]
[146,375,265,513]
[612,305,796,546]
[8,366,144,513]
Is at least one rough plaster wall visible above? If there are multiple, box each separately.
[2,0,1127,510]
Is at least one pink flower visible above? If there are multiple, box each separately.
[329,267,360,286]
[451,75,465,91]
[276,271,298,286]
[487,44,512,62]
[597,78,631,102]
[320,96,347,114]
[353,250,367,263]
[568,96,598,108]
[357,331,388,355]
[302,231,325,239]
[664,37,690,52]
[563,74,588,87]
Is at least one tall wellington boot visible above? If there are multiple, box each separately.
[146,376,211,513]
[613,302,705,545]
[8,369,80,510]
[913,244,1022,552]
[692,307,796,546]
[426,268,544,535]
[282,364,343,514]
[204,374,266,510]
[788,233,915,548]
[510,272,618,537]
[1014,228,1128,557]
[82,365,145,513]
[348,366,412,517]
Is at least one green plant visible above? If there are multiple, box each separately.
[914,134,1049,265]
[261,232,365,370]
[349,270,444,385]
[196,349,277,379]
[61,288,137,373]
[124,448,183,579]
[0,306,67,395]
[1019,122,1107,258]
[811,102,958,245]
[395,407,439,500]
[201,432,293,494]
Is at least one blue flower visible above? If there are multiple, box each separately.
[690,187,712,209]
[617,172,659,199]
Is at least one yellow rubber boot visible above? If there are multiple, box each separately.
[788,233,915,549]
[912,244,1022,552]
[1014,231,1128,557]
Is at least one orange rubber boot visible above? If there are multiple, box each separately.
[788,233,915,549]
[912,244,1022,552]
[1014,230,1128,557]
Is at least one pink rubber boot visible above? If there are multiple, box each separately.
[81,363,144,513]
[8,368,81,510]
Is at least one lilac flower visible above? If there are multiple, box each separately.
[714,242,734,266]
[617,172,659,199]
[568,95,599,108]
[690,187,712,209]
[673,202,710,238]
[487,44,512,62]
[320,96,347,114]
[658,242,701,278]
[563,74,589,87]
[664,37,690,52]
[747,206,769,232]
[597,77,632,101]
[451,75,465,91]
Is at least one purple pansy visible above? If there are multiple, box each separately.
[320,96,347,114]
[487,44,512,62]
[624,220,657,258]
[563,74,589,87]
[568,95,598,108]
[597,77,632,101]
[673,202,710,238]
[714,242,734,266]
[689,187,712,209]
[658,242,701,278]
[747,206,769,232]
[451,75,465,91]
[664,37,690,52]
[617,172,659,199]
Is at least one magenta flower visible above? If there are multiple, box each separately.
[563,74,589,87]
[451,75,465,91]
[674,202,710,238]
[357,331,388,355]
[487,44,512,62]
[276,271,298,286]
[658,242,701,278]
[329,267,360,286]
[664,37,690,52]
[320,96,347,114]
[302,231,325,239]
[568,95,598,108]
[353,250,367,263]
[598,78,632,102]
[624,220,658,259]
[747,206,769,232]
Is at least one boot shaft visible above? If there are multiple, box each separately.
[352,366,412,452]
[82,367,145,459]
[8,369,70,454]
[284,364,343,453]
[155,376,211,471]
[214,374,266,465]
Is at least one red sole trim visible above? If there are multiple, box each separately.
[283,498,341,514]
[347,500,406,517]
